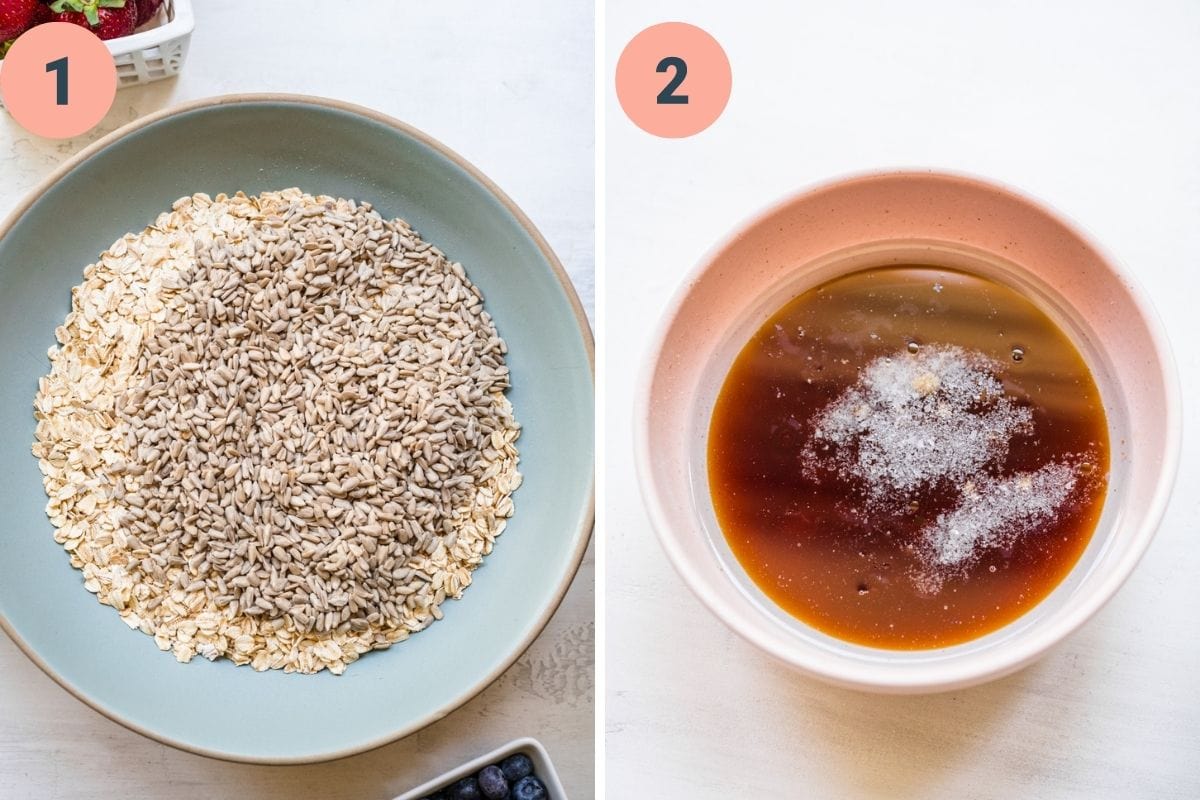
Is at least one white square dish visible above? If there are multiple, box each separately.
[395,737,569,800]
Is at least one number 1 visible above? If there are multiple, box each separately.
[46,57,68,106]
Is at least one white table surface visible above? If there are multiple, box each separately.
[605,1,1199,798]
[0,2,594,798]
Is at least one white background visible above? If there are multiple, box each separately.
[0,1,594,798]
[605,1,1199,798]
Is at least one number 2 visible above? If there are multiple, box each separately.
[656,56,688,105]
[46,57,68,106]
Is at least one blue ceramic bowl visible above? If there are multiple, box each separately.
[0,95,593,762]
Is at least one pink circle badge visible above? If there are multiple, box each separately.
[616,22,732,138]
[1,22,117,139]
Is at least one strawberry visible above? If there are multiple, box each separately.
[134,0,162,26]
[48,0,137,40]
[0,0,40,41]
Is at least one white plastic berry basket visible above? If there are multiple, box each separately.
[0,0,193,90]
[107,0,194,87]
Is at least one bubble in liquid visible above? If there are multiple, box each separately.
[857,582,870,596]
[1079,462,1095,475]
[1011,347,1025,362]
[907,341,920,354]
[988,565,997,573]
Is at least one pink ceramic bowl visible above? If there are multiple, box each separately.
[635,170,1180,693]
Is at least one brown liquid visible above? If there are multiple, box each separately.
[708,266,1109,649]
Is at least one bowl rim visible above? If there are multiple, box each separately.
[0,92,595,762]
[634,166,1181,693]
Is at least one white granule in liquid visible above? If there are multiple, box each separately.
[808,343,1086,585]
[921,464,1078,567]
[810,344,1032,496]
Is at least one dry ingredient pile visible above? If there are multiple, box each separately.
[32,189,521,674]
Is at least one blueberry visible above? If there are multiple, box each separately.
[511,775,547,800]
[447,777,482,800]
[499,753,534,782]
[476,765,508,800]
